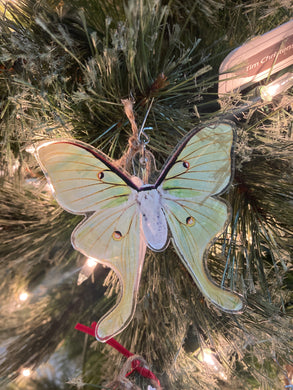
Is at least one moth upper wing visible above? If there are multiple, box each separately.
[157,122,235,199]
[36,140,146,341]
[158,122,243,311]
[161,196,243,312]
[72,200,146,341]
[35,140,135,213]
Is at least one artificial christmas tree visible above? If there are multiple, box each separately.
[0,0,292,389]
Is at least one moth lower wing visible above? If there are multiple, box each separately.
[35,141,132,213]
[162,196,243,312]
[160,122,234,199]
[72,200,147,341]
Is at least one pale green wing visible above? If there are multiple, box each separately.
[72,199,146,341]
[35,140,146,341]
[158,122,243,312]
[160,122,234,199]
[161,196,243,312]
[35,140,134,213]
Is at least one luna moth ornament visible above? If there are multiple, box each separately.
[35,120,243,341]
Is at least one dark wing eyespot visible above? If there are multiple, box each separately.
[182,161,190,169]
[112,230,123,241]
[97,171,105,180]
[186,216,195,226]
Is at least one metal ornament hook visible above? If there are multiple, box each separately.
[138,97,154,145]
[139,126,151,145]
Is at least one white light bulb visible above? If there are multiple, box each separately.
[86,257,98,268]
[196,348,227,380]
[202,350,216,366]
[21,368,31,377]
[260,72,293,101]
[19,292,29,302]
[77,257,98,285]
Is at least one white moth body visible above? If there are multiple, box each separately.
[136,188,168,251]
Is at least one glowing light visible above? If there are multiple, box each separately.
[260,72,293,101]
[21,368,31,377]
[265,84,279,97]
[196,348,227,380]
[77,257,98,285]
[202,349,216,366]
[86,257,98,267]
[19,292,29,302]
[25,145,35,154]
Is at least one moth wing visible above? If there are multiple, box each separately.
[35,140,134,213]
[36,140,146,340]
[72,197,146,341]
[161,196,243,312]
[158,122,242,311]
[158,122,235,199]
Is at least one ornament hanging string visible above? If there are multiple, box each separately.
[75,322,161,389]
[117,97,155,183]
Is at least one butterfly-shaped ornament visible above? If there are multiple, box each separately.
[35,121,243,341]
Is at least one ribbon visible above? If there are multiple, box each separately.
[75,322,161,388]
